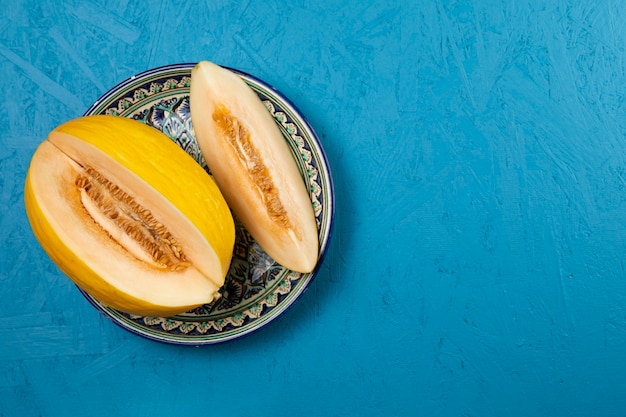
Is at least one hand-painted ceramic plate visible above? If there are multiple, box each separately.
[82,63,334,345]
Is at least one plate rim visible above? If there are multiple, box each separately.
[80,62,335,345]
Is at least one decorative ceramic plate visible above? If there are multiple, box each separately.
[81,63,334,345]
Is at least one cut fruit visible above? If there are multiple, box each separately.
[190,61,319,273]
[24,115,235,316]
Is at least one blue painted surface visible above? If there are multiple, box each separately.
[2,0,626,415]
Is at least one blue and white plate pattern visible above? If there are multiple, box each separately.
[82,63,334,345]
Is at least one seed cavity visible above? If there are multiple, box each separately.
[213,104,291,230]
[75,166,190,271]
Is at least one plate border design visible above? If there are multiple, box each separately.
[80,63,334,345]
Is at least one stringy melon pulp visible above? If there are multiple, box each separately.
[24,116,235,316]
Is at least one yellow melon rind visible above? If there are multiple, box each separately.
[24,116,235,316]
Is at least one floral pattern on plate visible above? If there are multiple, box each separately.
[81,63,334,345]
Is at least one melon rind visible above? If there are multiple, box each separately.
[24,115,235,316]
[50,115,235,279]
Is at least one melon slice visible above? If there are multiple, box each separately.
[190,61,319,273]
[24,115,235,316]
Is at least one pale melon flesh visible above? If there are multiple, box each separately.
[24,115,235,316]
[190,61,319,273]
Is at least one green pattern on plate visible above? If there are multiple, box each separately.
[81,63,334,345]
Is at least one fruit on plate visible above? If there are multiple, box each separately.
[24,115,235,316]
[190,60,319,273]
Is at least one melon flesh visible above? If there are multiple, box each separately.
[24,115,235,316]
[190,61,319,273]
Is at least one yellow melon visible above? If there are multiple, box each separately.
[190,61,319,273]
[24,115,235,316]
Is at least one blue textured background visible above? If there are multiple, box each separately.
[2,1,626,416]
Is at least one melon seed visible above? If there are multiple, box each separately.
[75,166,190,271]
[212,104,292,231]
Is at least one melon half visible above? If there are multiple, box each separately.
[190,61,319,273]
[24,115,235,316]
